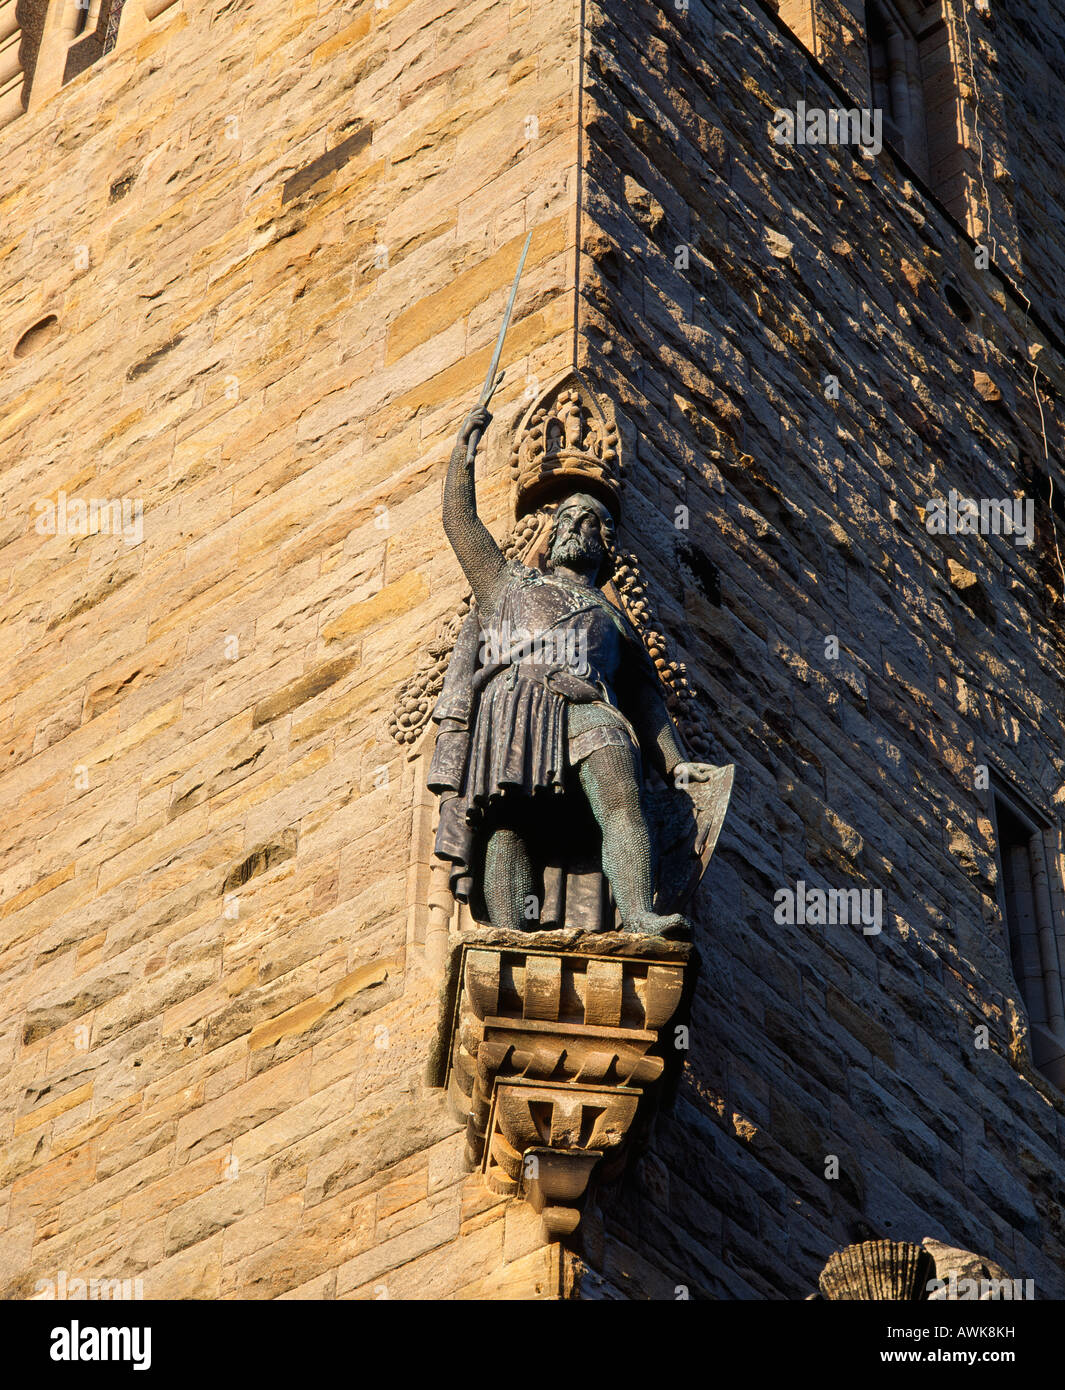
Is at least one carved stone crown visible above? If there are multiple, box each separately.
[509,369,622,519]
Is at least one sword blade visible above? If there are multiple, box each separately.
[478,231,532,403]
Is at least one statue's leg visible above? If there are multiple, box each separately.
[483,825,536,931]
[578,744,689,937]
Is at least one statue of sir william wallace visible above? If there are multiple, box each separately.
[428,400,719,938]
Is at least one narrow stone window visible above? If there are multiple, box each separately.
[863,0,968,222]
[779,0,975,228]
[63,0,125,84]
[58,0,176,85]
[990,777,1065,1089]
[866,0,929,172]
[0,0,182,131]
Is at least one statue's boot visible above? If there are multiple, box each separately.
[624,911,690,939]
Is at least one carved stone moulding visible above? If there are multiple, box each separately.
[818,1240,936,1301]
[813,1238,1022,1301]
[445,936,688,1240]
[484,1084,639,1238]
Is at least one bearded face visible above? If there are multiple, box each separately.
[547,502,608,577]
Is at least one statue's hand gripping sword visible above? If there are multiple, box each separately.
[464,232,532,463]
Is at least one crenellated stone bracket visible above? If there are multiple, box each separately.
[444,932,689,1240]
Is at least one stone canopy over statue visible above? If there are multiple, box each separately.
[426,369,733,939]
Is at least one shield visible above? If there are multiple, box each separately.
[647,763,735,916]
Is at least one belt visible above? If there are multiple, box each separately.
[500,662,610,704]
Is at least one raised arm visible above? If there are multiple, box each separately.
[442,404,509,613]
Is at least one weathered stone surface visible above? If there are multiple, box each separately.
[571,0,1065,1301]
[1,0,1064,1306]
[0,0,587,1300]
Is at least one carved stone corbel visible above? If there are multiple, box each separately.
[445,933,689,1239]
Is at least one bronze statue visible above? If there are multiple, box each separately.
[428,401,722,938]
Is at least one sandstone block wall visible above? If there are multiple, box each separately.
[3,0,1065,1303]
[0,0,581,1300]
[570,0,1065,1299]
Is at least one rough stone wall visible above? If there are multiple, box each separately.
[4,0,1065,1305]
[994,0,1065,345]
[0,0,580,1299]
[572,0,1065,1298]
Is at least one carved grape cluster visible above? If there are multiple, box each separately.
[611,550,715,760]
[388,603,471,745]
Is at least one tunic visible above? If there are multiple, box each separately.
[462,563,639,807]
[428,562,643,899]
